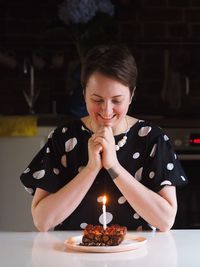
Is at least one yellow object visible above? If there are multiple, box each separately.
[0,116,38,137]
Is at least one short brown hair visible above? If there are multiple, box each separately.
[81,44,137,95]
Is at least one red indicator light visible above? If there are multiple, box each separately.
[189,134,200,146]
[192,139,200,144]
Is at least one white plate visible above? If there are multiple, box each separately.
[65,234,147,253]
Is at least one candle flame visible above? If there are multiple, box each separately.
[103,195,107,205]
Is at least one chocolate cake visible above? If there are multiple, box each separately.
[80,224,127,246]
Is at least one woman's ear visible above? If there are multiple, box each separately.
[129,86,136,104]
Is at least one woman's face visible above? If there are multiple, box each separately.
[84,72,132,129]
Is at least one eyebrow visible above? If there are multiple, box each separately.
[91,94,124,98]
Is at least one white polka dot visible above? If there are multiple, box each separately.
[138,126,152,137]
[174,153,177,159]
[78,166,85,172]
[133,213,140,219]
[33,170,45,179]
[148,224,156,231]
[23,168,30,173]
[48,130,54,139]
[81,125,90,133]
[46,147,50,153]
[61,154,67,167]
[62,127,68,133]
[150,144,157,157]
[134,167,143,181]
[53,168,59,175]
[97,196,103,203]
[133,152,140,159]
[181,175,186,181]
[80,222,88,229]
[99,212,113,225]
[136,226,143,231]
[167,163,174,170]
[24,186,34,194]
[160,180,172,186]
[149,171,155,179]
[65,138,77,152]
[138,120,144,123]
[164,134,169,141]
[118,196,126,204]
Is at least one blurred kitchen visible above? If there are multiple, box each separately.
[0,0,200,231]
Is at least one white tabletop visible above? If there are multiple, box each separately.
[0,230,200,267]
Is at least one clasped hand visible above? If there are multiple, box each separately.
[87,126,118,171]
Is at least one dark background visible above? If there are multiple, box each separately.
[1,0,200,117]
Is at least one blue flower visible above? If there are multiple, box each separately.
[58,0,114,25]
[58,0,115,60]
[95,0,114,16]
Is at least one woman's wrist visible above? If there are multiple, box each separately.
[107,167,119,180]
[85,164,101,176]
[106,163,121,180]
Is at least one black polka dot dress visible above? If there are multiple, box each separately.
[20,119,188,230]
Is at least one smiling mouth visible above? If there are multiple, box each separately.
[99,114,116,120]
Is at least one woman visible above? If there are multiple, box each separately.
[20,45,187,232]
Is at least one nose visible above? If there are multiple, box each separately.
[101,100,113,116]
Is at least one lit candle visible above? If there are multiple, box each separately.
[102,195,107,230]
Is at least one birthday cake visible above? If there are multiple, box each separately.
[80,224,127,246]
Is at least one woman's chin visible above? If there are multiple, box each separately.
[97,116,116,126]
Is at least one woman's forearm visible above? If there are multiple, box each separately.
[31,166,99,232]
[109,164,177,232]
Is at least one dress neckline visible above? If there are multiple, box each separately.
[79,117,140,137]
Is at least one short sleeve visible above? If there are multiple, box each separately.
[20,127,73,195]
[142,131,188,192]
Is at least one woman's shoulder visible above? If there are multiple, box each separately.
[50,119,85,139]
[128,116,161,129]
[128,116,166,137]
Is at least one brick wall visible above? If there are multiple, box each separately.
[0,0,200,117]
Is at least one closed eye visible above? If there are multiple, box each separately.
[112,100,122,104]
[92,99,104,103]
